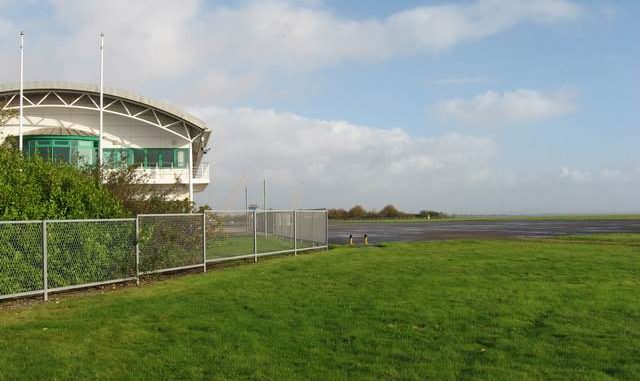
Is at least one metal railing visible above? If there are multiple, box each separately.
[193,162,209,180]
[0,209,328,301]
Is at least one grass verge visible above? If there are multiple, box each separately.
[1,235,639,380]
[207,235,321,259]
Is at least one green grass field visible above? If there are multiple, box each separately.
[1,235,639,380]
[207,235,321,259]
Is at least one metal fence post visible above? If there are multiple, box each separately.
[264,210,268,239]
[293,210,297,256]
[202,212,207,272]
[42,220,48,301]
[253,210,258,262]
[135,215,140,286]
[325,209,329,250]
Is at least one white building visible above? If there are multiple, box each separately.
[0,82,211,200]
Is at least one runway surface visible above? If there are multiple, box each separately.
[328,219,640,244]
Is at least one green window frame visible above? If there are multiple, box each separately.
[102,148,189,169]
[23,136,98,167]
[23,138,191,170]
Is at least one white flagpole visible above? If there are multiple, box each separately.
[99,32,104,166]
[19,31,24,152]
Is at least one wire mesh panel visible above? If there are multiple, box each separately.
[47,219,136,290]
[296,210,328,249]
[258,211,295,254]
[206,211,255,260]
[255,211,267,236]
[0,221,43,298]
[138,214,204,273]
[1,210,327,300]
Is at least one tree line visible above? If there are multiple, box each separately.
[328,204,449,220]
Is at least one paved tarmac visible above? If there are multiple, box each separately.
[328,219,640,244]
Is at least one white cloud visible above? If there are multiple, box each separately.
[192,106,496,210]
[202,0,582,70]
[46,0,201,85]
[560,166,593,183]
[562,166,640,184]
[179,70,262,105]
[436,88,577,125]
[0,0,583,95]
[191,105,640,214]
[8,0,636,214]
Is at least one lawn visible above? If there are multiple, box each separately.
[206,235,322,259]
[1,235,639,380]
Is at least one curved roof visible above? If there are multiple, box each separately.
[0,81,208,132]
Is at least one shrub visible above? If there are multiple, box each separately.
[0,148,126,221]
[101,165,192,215]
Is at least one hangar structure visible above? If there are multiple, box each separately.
[0,82,211,200]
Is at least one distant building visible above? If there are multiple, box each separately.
[0,82,211,200]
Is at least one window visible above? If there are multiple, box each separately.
[53,147,70,163]
[101,148,190,169]
[159,149,174,168]
[118,150,129,167]
[24,137,98,167]
[37,146,50,160]
[132,149,145,167]
[176,150,186,168]
[77,140,95,166]
[147,149,161,168]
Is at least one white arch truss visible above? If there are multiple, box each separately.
[0,88,207,144]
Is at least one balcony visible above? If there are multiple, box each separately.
[192,162,210,182]
[135,162,210,185]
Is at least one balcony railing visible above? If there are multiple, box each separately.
[192,162,210,180]
[132,162,209,184]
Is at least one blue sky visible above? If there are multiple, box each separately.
[0,0,638,213]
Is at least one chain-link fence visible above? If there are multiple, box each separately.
[296,210,329,250]
[205,211,255,262]
[0,221,43,298]
[254,210,296,256]
[138,214,205,274]
[47,219,137,291]
[0,209,327,301]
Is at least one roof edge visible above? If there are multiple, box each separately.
[0,81,209,132]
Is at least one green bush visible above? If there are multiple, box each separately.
[46,221,136,289]
[0,223,43,294]
[138,217,203,272]
[0,147,130,295]
[0,148,126,221]
[0,146,201,295]
[0,220,137,295]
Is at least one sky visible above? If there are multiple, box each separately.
[0,0,638,214]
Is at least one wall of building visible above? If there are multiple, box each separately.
[0,107,209,195]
